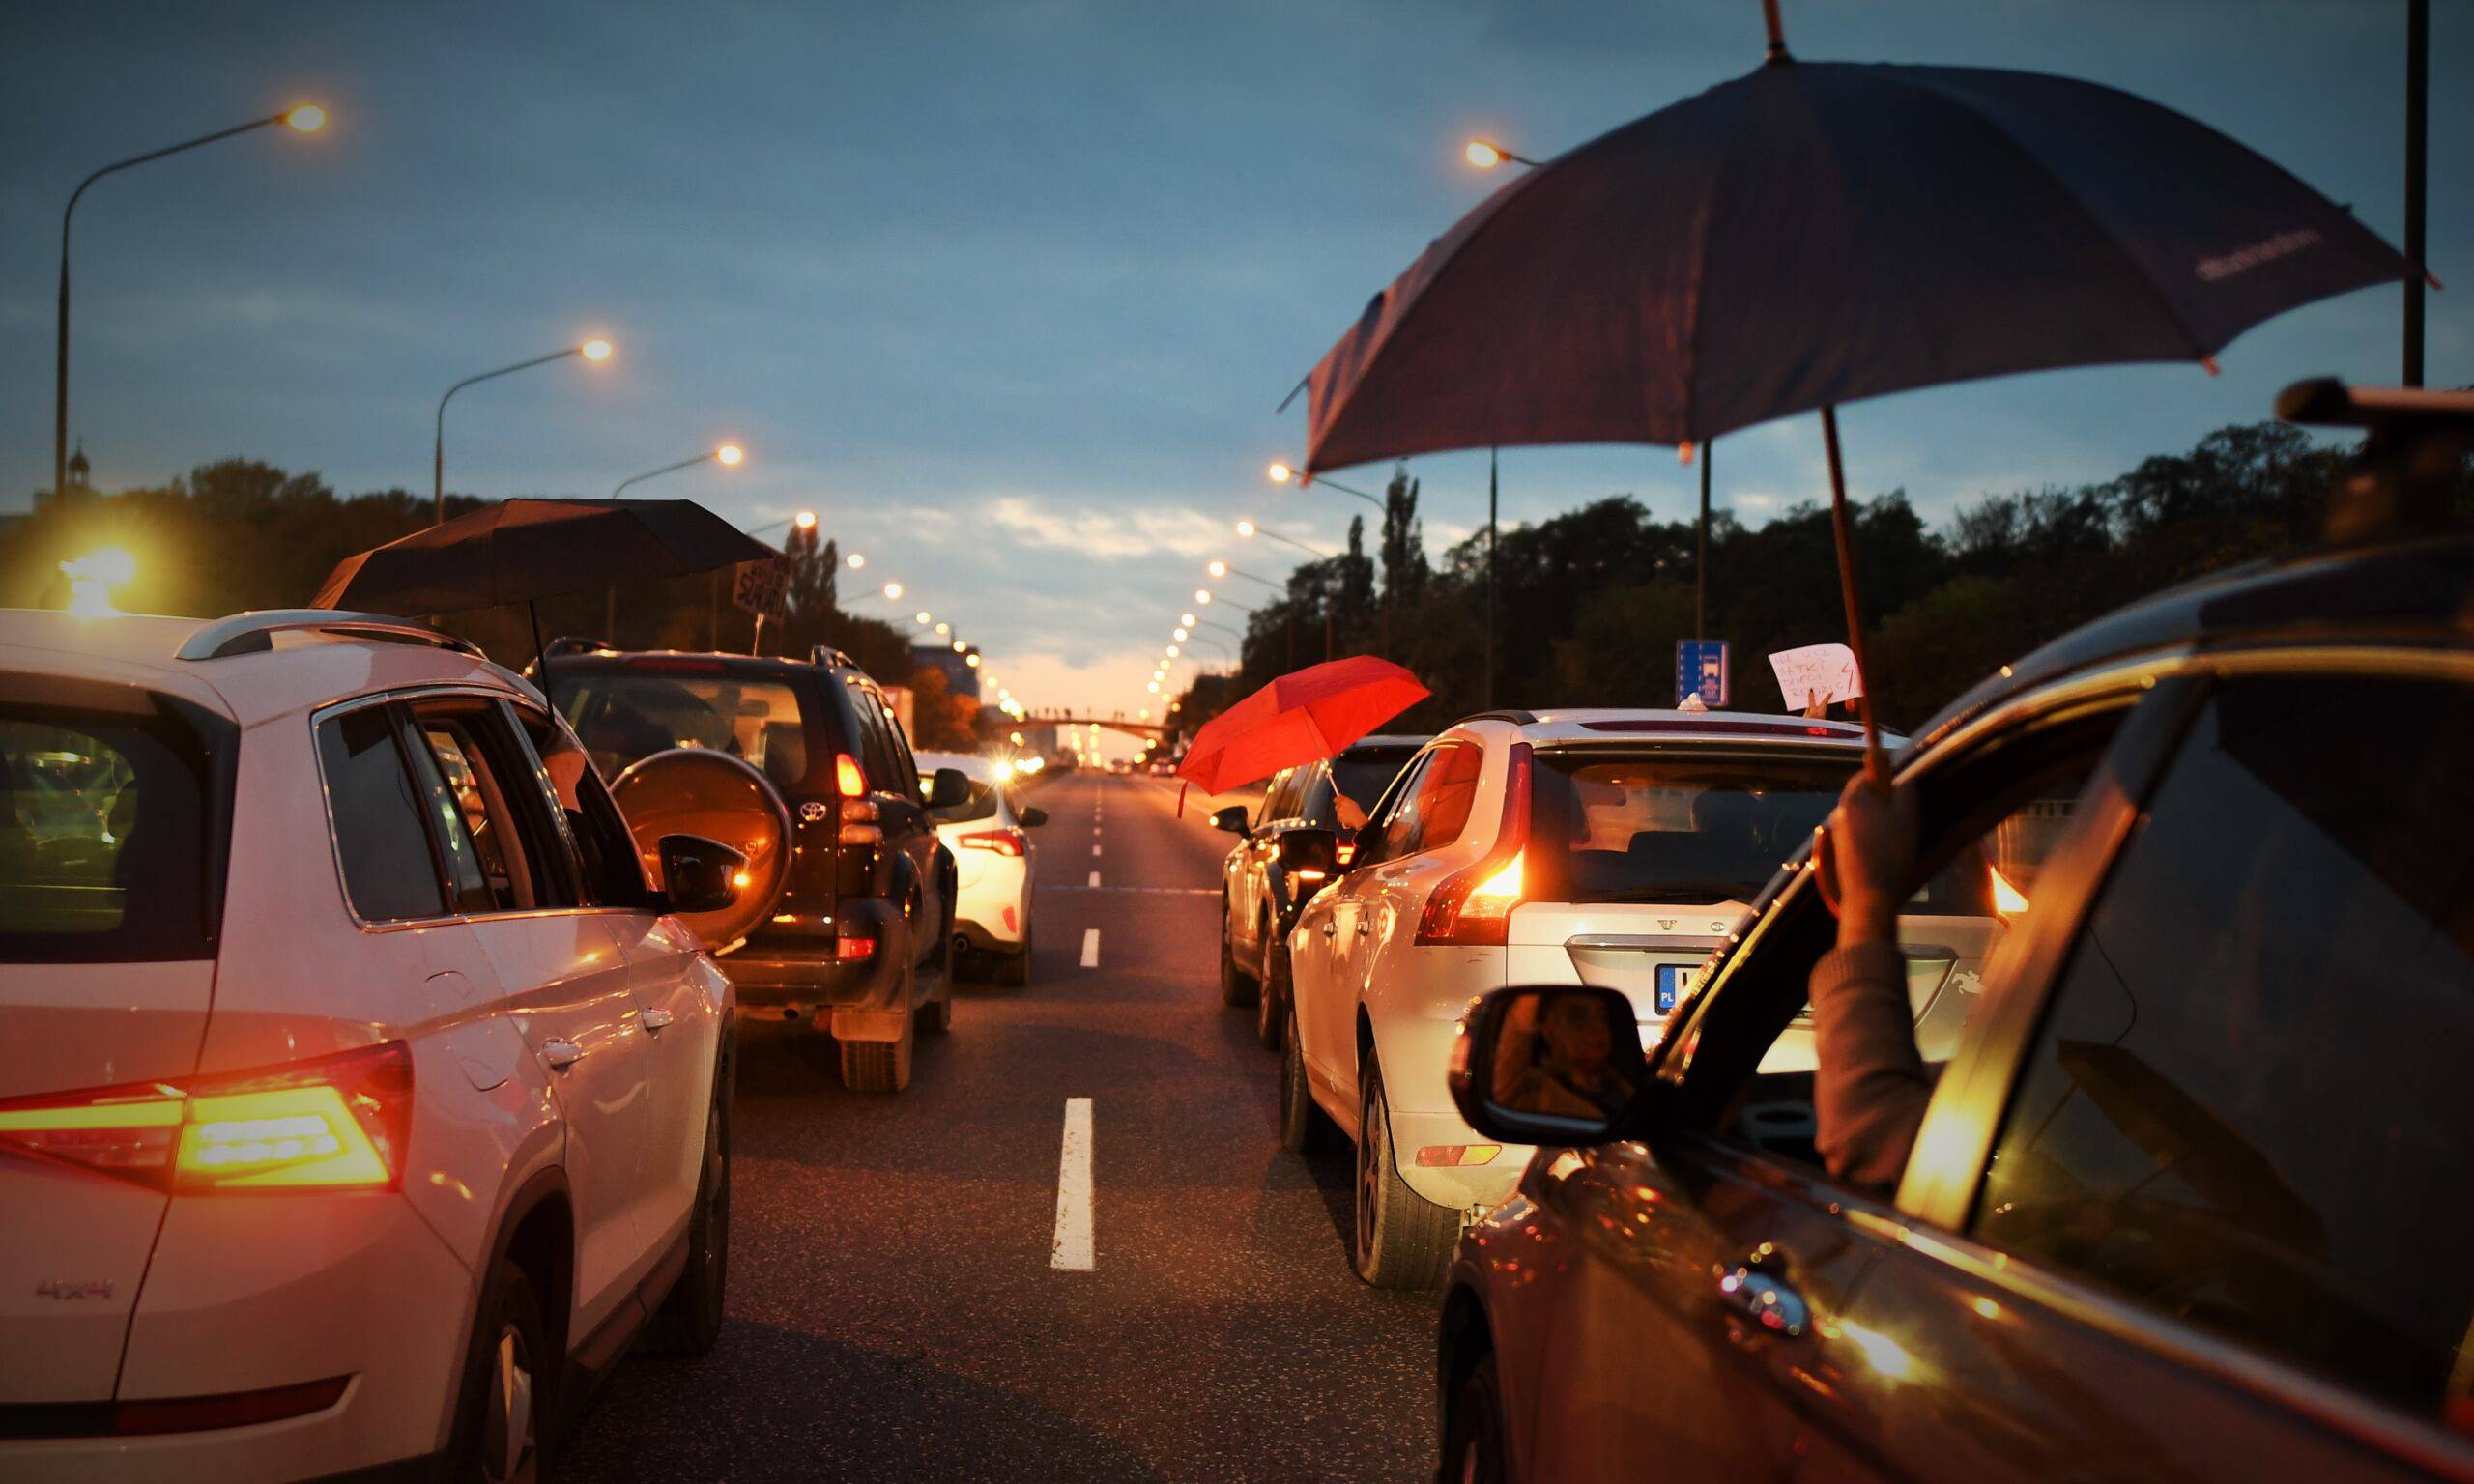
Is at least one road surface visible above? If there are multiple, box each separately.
[564,770,1435,1483]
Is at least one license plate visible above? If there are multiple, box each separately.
[1654,963,1701,1014]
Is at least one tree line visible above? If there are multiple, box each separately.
[1182,420,2472,738]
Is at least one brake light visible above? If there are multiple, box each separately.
[1417,743,1533,946]
[835,935,878,961]
[1989,864,2030,920]
[835,753,867,798]
[0,1042,412,1194]
[958,828,1026,858]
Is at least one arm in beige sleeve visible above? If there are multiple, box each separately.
[1809,940,1933,1192]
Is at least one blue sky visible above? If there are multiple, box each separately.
[2,1,2464,714]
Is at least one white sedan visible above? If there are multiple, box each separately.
[915,752,1045,985]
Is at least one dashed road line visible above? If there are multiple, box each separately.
[1091,842,1102,858]
[1080,928,1101,967]
[1051,1098,1094,1271]
[1051,885,1215,896]
[1087,870,1101,888]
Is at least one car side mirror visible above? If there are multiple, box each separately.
[1448,985,1654,1147]
[1020,805,1049,828]
[1210,805,1251,836]
[1276,827,1338,879]
[657,833,749,916]
[928,767,971,811]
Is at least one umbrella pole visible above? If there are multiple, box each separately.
[527,598,556,712]
[1820,406,1885,787]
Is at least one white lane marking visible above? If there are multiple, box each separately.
[1054,885,1214,896]
[1080,928,1101,967]
[1051,1098,1094,1271]
[1091,842,1102,858]
[1087,870,1101,888]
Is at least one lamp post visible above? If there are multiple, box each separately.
[1267,461,1382,513]
[57,103,328,502]
[435,338,614,525]
[605,441,744,639]
[1236,518,1333,559]
[1270,461,1389,658]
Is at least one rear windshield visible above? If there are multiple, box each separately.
[1529,749,1856,905]
[556,671,819,791]
[2,708,217,961]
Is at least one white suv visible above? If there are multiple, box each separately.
[1281,708,1877,1286]
[0,609,738,1482]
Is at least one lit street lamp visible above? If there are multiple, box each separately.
[1236,518,1333,559]
[613,440,744,499]
[1206,558,1281,593]
[55,104,329,505]
[1463,137,1543,170]
[1268,460,1384,515]
[742,508,817,540]
[436,337,615,524]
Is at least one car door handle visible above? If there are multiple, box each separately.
[541,1039,585,1071]
[1321,921,1338,938]
[1355,922,1371,936]
[1718,1261,1810,1338]
[640,1008,674,1033]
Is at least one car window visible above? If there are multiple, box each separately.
[1331,750,1416,823]
[2,707,217,958]
[313,704,448,924]
[1359,751,1435,865]
[406,710,551,914]
[1403,741,1484,855]
[1263,769,1298,824]
[510,705,649,908]
[1528,749,1853,906]
[1971,672,2474,1428]
[848,687,903,796]
[877,694,925,798]
[557,669,809,791]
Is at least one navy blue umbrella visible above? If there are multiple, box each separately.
[1301,20,2419,773]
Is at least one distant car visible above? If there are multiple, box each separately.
[1438,533,2474,1483]
[1282,709,1882,1287]
[914,751,1047,985]
[546,647,971,1092]
[1212,734,1426,1049]
[0,609,740,1482]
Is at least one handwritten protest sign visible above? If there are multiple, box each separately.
[1768,642,1861,709]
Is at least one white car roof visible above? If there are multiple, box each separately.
[0,608,532,726]
[1458,707,1891,752]
[913,750,1003,783]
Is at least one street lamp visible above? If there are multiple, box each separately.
[613,440,745,498]
[914,610,933,625]
[1464,137,1543,170]
[1207,559,1281,593]
[436,338,616,524]
[1268,460,1384,514]
[742,508,817,540]
[1236,518,1334,559]
[846,553,866,569]
[57,103,330,502]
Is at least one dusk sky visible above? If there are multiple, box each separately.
[2,1,2463,715]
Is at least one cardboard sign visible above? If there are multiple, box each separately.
[1675,639,1729,707]
[732,557,790,618]
[1769,642,1861,709]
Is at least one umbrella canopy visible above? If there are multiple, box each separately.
[1305,58,2414,473]
[312,498,775,614]
[1176,656,1429,797]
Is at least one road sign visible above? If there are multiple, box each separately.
[732,557,789,618]
[1676,639,1729,707]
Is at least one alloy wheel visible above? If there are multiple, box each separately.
[484,1324,534,1484]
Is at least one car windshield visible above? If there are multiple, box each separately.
[1529,749,1856,905]
[2,709,217,961]
[557,672,811,790]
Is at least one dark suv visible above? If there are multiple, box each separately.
[547,646,965,1092]
[1213,734,1426,1049]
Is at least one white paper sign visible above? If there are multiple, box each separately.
[1769,642,1861,708]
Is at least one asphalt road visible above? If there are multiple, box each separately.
[564,769,1436,1484]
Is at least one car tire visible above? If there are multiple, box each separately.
[1254,938,1288,1050]
[446,1258,548,1484]
[1278,1005,1333,1155]
[1442,1353,1509,1484]
[996,928,1031,987]
[1352,1063,1459,1290]
[644,1084,730,1356]
[1220,906,1257,1008]
[843,957,917,1092]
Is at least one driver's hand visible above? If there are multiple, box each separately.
[1827,771,1917,948]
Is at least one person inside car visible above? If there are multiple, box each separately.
[1811,769,1934,1192]
[1494,990,1636,1121]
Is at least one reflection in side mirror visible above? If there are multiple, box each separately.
[1020,805,1049,829]
[1210,805,1251,836]
[1448,985,1649,1147]
[658,833,749,916]
[928,767,972,811]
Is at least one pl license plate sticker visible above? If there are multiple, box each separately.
[1655,963,1701,1014]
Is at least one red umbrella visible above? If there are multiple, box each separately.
[1176,657,1429,804]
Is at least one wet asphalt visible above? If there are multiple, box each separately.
[562,769,1436,1483]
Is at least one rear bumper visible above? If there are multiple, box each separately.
[1368,1008,1528,1212]
[720,896,911,1011]
[0,1195,470,1483]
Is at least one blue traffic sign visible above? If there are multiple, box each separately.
[1676,640,1729,707]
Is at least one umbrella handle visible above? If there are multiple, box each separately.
[1820,406,1888,790]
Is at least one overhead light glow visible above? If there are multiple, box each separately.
[1267,462,1294,485]
[847,553,866,569]
[792,510,817,530]
[580,338,615,362]
[882,582,903,599]
[715,442,744,467]
[1465,139,1504,169]
[285,104,328,134]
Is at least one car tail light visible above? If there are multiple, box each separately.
[1417,744,1533,947]
[1335,837,1356,866]
[958,828,1025,859]
[0,1042,412,1194]
[835,935,877,961]
[834,753,867,798]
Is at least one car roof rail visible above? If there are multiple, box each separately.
[1455,709,1539,727]
[2277,378,2474,546]
[177,610,487,663]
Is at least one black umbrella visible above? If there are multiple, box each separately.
[1301,9,2419,775]
[311,497,779,696]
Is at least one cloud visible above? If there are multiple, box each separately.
[982,494,1226,561]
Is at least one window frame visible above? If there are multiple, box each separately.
[500,699,654,912]
[1353,746,1439,869]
